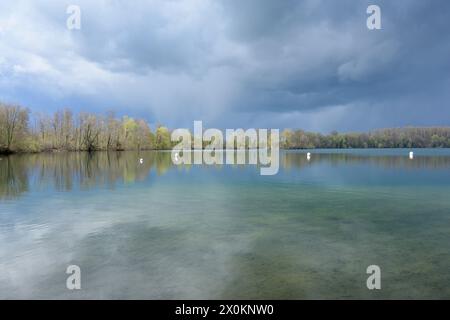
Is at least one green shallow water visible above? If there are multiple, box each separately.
[0,149,449,299]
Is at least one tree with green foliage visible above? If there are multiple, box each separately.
[155,126,171,150]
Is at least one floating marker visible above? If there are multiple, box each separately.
[139,158,144,164]
[307,152,311,161]
[409,151,414,160]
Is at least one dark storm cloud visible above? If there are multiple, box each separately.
[0,0,449,131]
[217,0,450,114]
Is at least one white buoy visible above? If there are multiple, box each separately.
[307,152,311,161]
[139,158,144,164]
[409,151,414,160]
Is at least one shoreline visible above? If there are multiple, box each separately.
[3,146,450,156]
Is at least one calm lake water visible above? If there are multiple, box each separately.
[0,149,449,299]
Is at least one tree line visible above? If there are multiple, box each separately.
[281,127,450,149]
[1,102,450,153]
[0,102,172,153]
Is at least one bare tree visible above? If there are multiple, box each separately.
[79,114,100,152]
[0,103,29,153]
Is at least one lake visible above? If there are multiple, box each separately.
[0,149,449,299]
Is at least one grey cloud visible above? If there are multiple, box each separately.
[0,0,449,132]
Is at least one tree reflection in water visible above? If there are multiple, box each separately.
[2,150,450,200]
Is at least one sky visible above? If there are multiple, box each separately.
[0,0,449,132]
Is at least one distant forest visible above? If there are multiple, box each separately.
[281,127,450,149]
[1,102,450,154]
